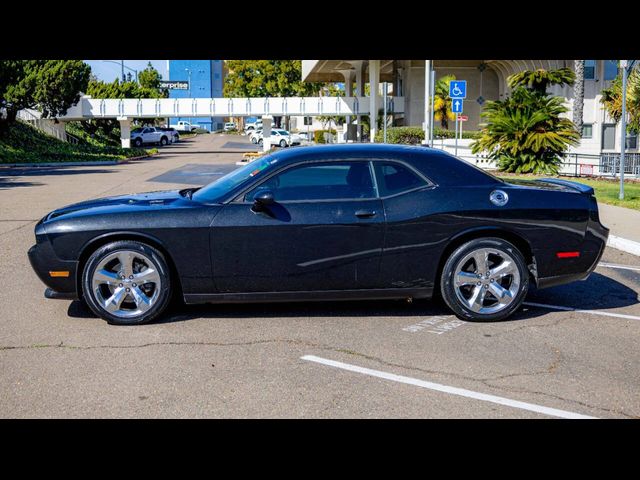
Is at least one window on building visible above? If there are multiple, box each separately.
[582,124,593,139]
[627,132,638,150]
[602,124,617,150]
[604,60,619,81]
[585,60,596,80]
[303,116,313,126]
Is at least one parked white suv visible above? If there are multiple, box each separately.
[131,127,170,147]
[223,122,236,131]
[256,129,301,147]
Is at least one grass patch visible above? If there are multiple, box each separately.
[0,121,155,164]
[499,173,640,210]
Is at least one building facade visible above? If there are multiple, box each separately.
[302,60,638,160]
[167,60,225,131]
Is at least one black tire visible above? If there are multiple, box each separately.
[160,136,168,146]
[82,240,172,325]
[134,138,143,147]
[440,237,529,322]
[258,138,263,145]
[279,139,287,148]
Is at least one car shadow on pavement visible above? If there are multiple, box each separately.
[66,272,639,325]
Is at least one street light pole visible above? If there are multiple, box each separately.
[121,60,125,82]
[620,60,628,200]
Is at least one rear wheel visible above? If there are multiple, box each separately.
[82,241,172,325]
[440,238,529,322]
[160,136,169,146]
[258,138,263,145]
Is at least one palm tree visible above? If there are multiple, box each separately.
[601,66,640,134]
[508,67,575,94]
[471,68,580,174]
[573,60,584,135]
[433,74,456,129]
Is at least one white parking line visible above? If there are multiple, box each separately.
[523,302,640,321]
[607,234,640,257]
[301,355,597,419]
[598,262,640,272]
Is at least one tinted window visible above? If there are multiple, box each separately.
[602,124,617,150]
[192,156,276,203]
[373,162,428,196]
[246,161,375,202]
[604,60,619,81]
[585,60,596,80]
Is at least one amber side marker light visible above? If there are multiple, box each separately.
[49,271,70,277]
[556,252,580,259]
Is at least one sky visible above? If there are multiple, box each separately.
[84,60,168,82]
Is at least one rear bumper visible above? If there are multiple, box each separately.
[28,242,79,299]
[536,217,609,290]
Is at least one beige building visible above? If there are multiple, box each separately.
[302,60,637,164]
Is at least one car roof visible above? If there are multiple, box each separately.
[262,144,500,187]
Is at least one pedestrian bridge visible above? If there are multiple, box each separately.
[59,95,405,120]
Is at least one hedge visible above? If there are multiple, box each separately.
[313,129,337,144]
[374,126,481,144]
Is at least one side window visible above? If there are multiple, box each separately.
[373,162,428,197]
[245,161,375,202]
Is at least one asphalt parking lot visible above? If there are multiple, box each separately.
[1,133,639,418]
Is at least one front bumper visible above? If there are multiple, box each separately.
[28,242,79,300]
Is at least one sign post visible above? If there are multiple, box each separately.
[620,60,628,200]
[451,95,464,157]
[449,80,466,157]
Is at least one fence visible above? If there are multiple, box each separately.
[428,140,640,179]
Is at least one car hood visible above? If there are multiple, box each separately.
[44,190,193,222]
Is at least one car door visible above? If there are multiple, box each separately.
[210,160,385,293]
[373,160,439,291]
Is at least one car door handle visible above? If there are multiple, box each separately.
[355,210,376,218]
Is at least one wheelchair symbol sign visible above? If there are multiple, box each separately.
[449,80,467,99]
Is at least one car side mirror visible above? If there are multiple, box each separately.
[252,190,275,211]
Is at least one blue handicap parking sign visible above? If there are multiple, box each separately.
[449,80,467,99]
[451,98,464,113]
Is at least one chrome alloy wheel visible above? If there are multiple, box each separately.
[91,250,162,319]
[453,247,521,315]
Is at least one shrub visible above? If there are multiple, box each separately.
[0,121,153,164]
[374,126,481,144]
[313,129,337,144]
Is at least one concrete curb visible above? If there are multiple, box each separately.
[607,235,640,257]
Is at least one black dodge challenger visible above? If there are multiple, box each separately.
[28,144,609,325]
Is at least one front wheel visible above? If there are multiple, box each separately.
[279,139,287,148]
[134,138,143,147]
[82,241,172,325]
[440,238,529,322]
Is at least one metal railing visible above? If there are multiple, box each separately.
[17,109,80,144]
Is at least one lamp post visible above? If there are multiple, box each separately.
[101,60,138,82]
[619,59,637,200]
[185,68,192,98]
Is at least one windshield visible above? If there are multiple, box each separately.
[192,156,277,203]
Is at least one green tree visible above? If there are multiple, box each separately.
[0,60,90,129]
[471,68,580,174]
[433,74,456,129]
[507,67,575,94]
[224,60,323,97]
[138,62,167,98]
[601,65,640,134]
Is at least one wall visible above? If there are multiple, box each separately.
[168,60,226,131]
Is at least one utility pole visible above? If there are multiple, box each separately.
[121,60,125,82]
[383,82,388,143]
[619,60,631,200]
